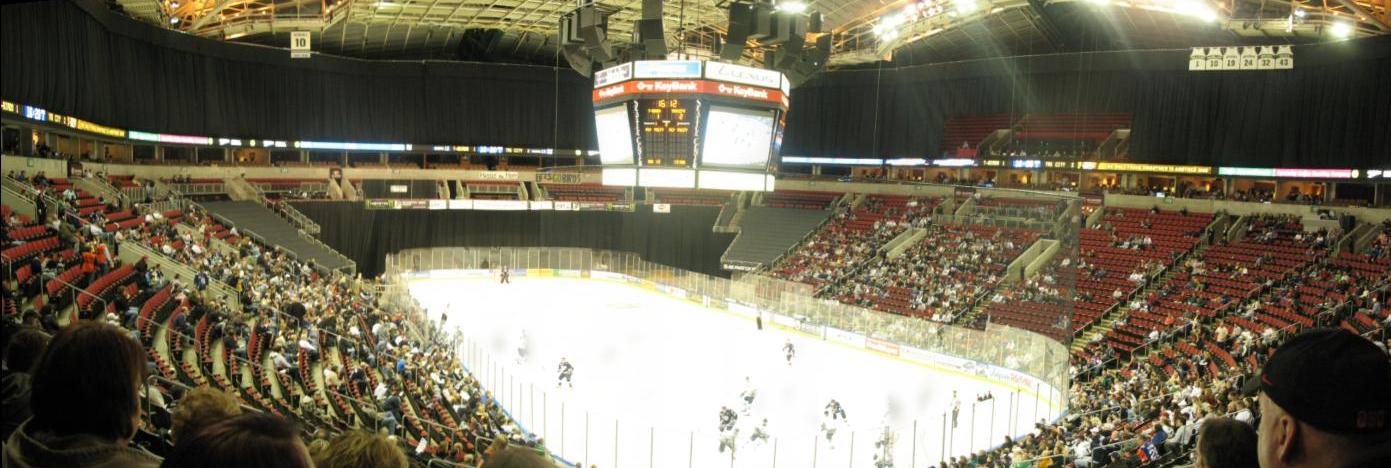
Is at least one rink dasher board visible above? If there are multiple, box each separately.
[406,269,1063,411]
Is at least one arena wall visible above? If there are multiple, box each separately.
[7,1,1388,168]
[1,0,595,149]
[294,201,735,278]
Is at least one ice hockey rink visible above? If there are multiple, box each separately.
[409,274,1062,468]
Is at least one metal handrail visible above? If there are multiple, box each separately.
[158,297,501,459]
[134,198,187,215]
[1,184,38,214]
[147,374,265,416]
[253,181,328,195]
[271,201,318,238]
[47,272,110,320]
[121,240,242,312]
[78,176,124,202]
[160,325,380,435]
[1,176,36,199]
[296,230,356,274]
[1005,281,1390,467]
[168,183,228,195]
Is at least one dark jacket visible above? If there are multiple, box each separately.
[3,420,161,468]
[0,372,32,440]
[1341,438,1391,468]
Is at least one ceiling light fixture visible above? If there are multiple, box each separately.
[1177,1,1218,23]
[1329,21,1353,38]
[777,2,808,13]
[954,0,979,15]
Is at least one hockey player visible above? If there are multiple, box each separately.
[718,428,738,456]
[740,377,757,415]
[783,339,795,365]
[499,266,511,284]
[825,399,846,421]
[749,418,770,445]
[556,358,573,388]
[819,420,838,448]
[719,406,738,433]
[950,391,961,429]
[873,424,897,468]
[515,330,529,364]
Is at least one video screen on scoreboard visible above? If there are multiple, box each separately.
[594,104,635,165]
[700,105,775,169]
[638,98,697,167]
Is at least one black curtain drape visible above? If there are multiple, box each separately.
[785,38,1391,167]
[6,0,1387,167]
[291,202,735,278]
[0,0,595,149]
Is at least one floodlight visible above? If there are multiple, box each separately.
[777,2,807,13]
[1330,21,1353,38]
[1178,1,1218,23]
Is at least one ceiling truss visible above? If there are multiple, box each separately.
[117,0,1389,64]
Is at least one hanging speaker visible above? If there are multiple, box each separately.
[561,44,593,77]
[721,2,754,61]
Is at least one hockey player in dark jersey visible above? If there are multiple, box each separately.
[556,357,574,388]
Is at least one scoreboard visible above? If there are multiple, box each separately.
[637,98,695,167]
[591,60,788,191]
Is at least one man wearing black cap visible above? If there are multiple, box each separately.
[1242,328,1391,468]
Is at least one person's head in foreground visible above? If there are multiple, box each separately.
[1194,417,1258,468]
[481,437,555,468]
[1242,328,1391,468]
[160,413,312,468]
[169,386,243,444]
[5,320,160,467]
[310,429,408,468]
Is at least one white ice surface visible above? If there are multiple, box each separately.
[409,276,1056,468]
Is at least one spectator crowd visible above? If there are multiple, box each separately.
[3,172,558,467]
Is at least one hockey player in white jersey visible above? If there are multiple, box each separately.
[515,330,529,364]
[749,418,770,445]
[739,377,757,415]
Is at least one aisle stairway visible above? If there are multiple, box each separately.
[719,206,832,270]
[1071,263,1186,354]
[201,201,354,272]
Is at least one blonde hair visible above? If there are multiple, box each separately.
[481,445,554,468]
[171,386,243,443]
[312,430,408,468]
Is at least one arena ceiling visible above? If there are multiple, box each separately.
[109,0,1390,66]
